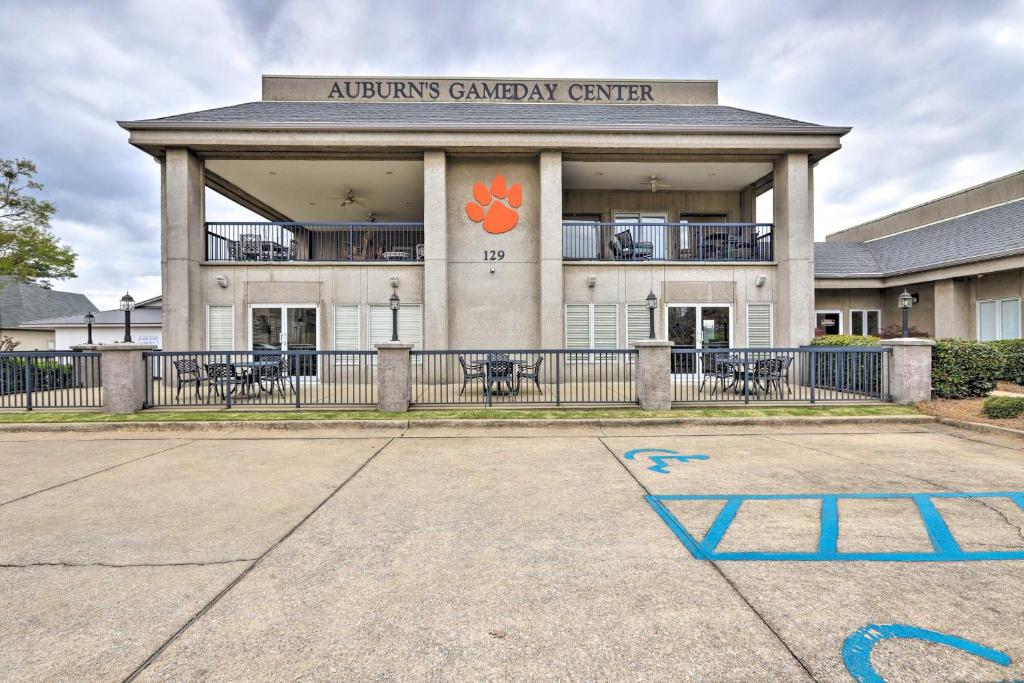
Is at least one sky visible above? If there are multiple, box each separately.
[0,0,1022,307]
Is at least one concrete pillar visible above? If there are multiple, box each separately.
[423,150,448,350]
[633,340,673,410]
[161,149,205,351]
[539,150,564,348]
[375,341,413,412]
[933,278,972,338]
[880,338,936,404]
[773,153,814,347]
[72,343,157,413]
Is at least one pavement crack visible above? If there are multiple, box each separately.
[0,559,255,569]
[596,436,820,683]
[0,439,197,509]
[122,436,396,682]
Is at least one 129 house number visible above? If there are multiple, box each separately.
[483,250,506,261]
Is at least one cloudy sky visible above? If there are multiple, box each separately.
[1,0,1022,306]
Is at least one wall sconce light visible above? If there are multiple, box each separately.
[587,276,597,288]
[390,276,400,289]
[754,275,767,288]
[215,274,229,288]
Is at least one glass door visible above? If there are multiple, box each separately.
[667,304,732,375]
[250,305,319,378]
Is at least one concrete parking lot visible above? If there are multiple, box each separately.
[1,420,1023,682]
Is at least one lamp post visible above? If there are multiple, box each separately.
[389,292,400,342]
[897,289,914,338]
[119,292,135,343]
[646,290,658,340]
[84,312,94,345]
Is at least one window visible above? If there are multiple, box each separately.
[207,305,234,351]
[614,213,667,259]
[850,310,881,337]
[369,303,423,349]
[978,298,1021,341]
[746,303,773,348]
[333,305,360,363]
[626,304,651,347]
[565,303,618,350]
[815,311,842,335]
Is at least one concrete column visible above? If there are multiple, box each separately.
[423,150,448,350]
[375,341,413,412]
[880,338,936,404]
[773,153,814,348]
[72,343,157,413]
[633,340,673,410]
[539,150,564,348]
[933,278,972,338]
[161,149,205,351]
[739,185,755,223]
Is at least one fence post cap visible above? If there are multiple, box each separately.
[374,342,414,350]
[878,338,936,347]
[632,340,674,348]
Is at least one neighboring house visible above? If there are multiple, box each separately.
[0,276,97,350]
[120,74,849,356]
[20,296,162,349]
[814,170,1024,340]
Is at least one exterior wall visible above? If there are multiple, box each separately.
[1,328,54,350]
[813,289,885,334]
[827,170,1024,243]
[445,156,542,348]
[52,325,162,349]
[564,263,776,346]
[562,189,742,221]
[200,263,424,350]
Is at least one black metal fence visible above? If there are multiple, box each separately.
[671,347,891,404]
[410,350,638,406]
[143,350,377,408]
[205,222,426,262]
[562,222,773,262]
[0,351,102,409]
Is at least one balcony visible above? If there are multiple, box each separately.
[205,222,426,263]
[562,222,773,262]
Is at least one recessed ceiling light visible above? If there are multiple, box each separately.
[707,172,716,177]
[385,170,394,175]
[268,171,277,175]
[594,171,604,176]
[309,202,316,205]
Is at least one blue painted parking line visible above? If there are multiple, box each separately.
[623,448,709,474]
[842,623,1012,682]
[647,491,1024,562]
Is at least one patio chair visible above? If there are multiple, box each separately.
[698,352,735,391]
[171,358,208,399]
[239,233,263,261]
[257,356,294,397]
[415,243,425,260]
[515,356,544,394]
[753,357,790,397]
[707,357,739,396]
[612,230,654,260]
[203,362,245,400]
[487,355,517,395]
[227,240,241,261]
[458,356,486,396]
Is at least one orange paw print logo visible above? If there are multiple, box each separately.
[465,174,522,234]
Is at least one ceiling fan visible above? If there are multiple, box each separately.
[645,175,672,193]
[327,188,367,207]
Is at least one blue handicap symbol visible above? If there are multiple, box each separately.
[842,623,1012,683]
[624,448,709,474]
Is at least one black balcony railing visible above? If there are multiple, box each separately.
[562,222,773,262]
[205,222,426,263]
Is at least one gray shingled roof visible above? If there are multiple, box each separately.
[0,277,97,329]
[816,198,1024,278]
[121,101,847,133]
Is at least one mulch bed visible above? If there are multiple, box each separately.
[918,396,1024,431]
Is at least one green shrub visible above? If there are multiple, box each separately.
[982,395,1024,419]
[931,338,1003,399]
[988,339,1024,385]
[810,334,880,347]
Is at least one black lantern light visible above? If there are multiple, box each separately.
[84,312,95,345]
[389,292,401,342]
[897,289,914,338]
[645,290,658,340]
[119,292,135,343]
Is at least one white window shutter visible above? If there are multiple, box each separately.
[747,303,772,348]
[592,303,619,349]
[369,304,422,349]
[333,305,359,350]
[207,305,234,351]
[626,304,649,347]
[565,304,591,349]
[368,305,392,348]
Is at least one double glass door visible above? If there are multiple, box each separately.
[250,305,318,377]
[666,305,732,375]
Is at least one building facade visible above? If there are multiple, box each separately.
[814,170,1024,340]
[120,76,849,356]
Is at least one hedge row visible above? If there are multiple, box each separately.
[982,395,1024,419]
[931,339,1003,399]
